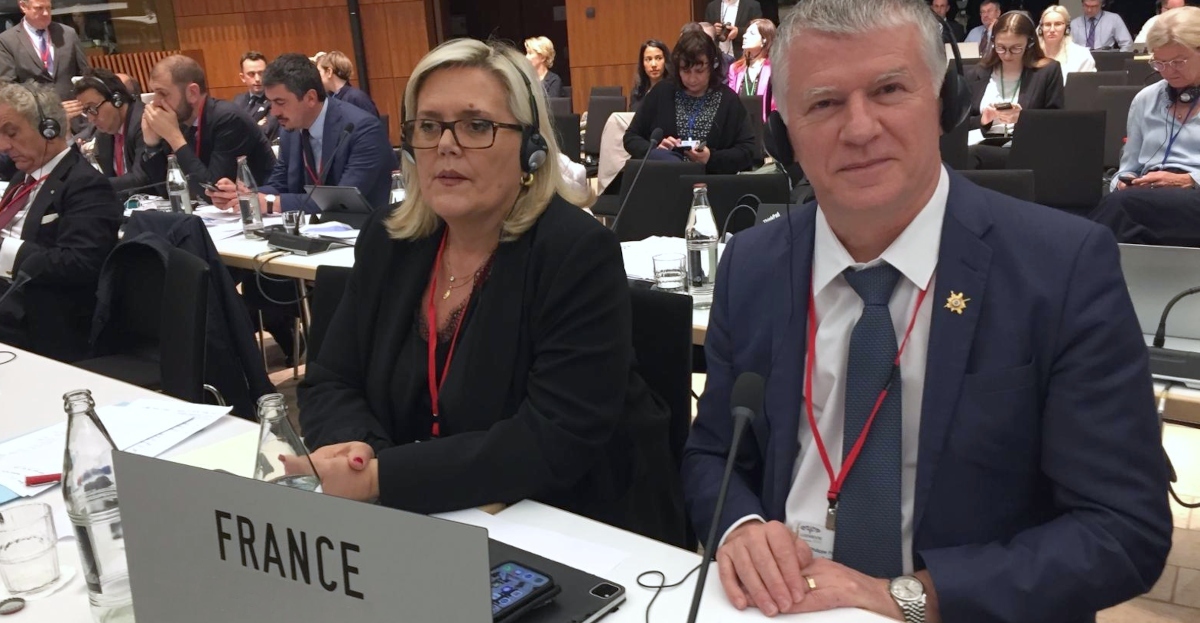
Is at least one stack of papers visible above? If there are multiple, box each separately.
[0,400,230,503]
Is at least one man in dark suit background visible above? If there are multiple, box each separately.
[233,50,280,142]
[140,54,275,199]
[74,68,150,196]
[931,0,966,40]
[0,83,121,362]
[0,0,89,126]
[706,0,764,59]
[682,1,1171,622]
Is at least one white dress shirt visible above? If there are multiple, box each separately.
[21,19,54,73]
[1049,41,1097,83]
[307,99,329,170]
[718,0,739,57]
[722,166,949,577]
[0,147,71,279]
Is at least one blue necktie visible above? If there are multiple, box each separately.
[1087,17,1098,49]
[832,263,904,579]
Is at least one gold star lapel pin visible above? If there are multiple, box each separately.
[945,291,970,315]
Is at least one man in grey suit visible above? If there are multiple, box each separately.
[0,0,89,123]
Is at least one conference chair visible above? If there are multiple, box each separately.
[583,95,627,159]
[309,265,352,363]
[590,85,623,97]
[548,97,572,116]
[1125,58,1161,87]
[678,173,791,237]
[563,86,571,100]
[1008,109,1105,215]
[551,113,582,163]
[960,169,1036,202]
[940,120,969,170]
[739,95,766,162]
[1092,51,1136,72]
[1064,71,1128,110]
[379,113,391,146]
[1097,85,1142,171]
[78,245,215,404]
[628,286,695,549]
[612,161,705,242]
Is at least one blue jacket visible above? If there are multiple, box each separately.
[331,83,379,118]
[681,170,1172,622]
[260,97,396,214]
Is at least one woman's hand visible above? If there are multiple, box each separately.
[658,136,681,150]
[685,144,711,165]
[980,105,997,126]
[313,456,380,502]
[310,440,376,469]
[1133,170,1195,189]
[994,103,1022,126]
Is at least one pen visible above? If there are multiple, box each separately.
[24,473,61,486]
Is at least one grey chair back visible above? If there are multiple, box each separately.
[1097,85,1142,170]
[1008,109,1106,214]
[583,95,627,155]
[1064,71,1129,110]
[960,169,1036,202]
[1125,58,1162,86]
[1092,51,1135,72]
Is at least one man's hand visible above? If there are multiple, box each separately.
[685,144,711,165]
[62,99,83,119]
[716,520,813,617]
[790,558,904,620]
[1133,170,1195,189]
[206,178,239,210]
[143,101,186,151]
[141,107,161,147]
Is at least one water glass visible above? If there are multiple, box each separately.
[283,210,302,235]
[0,503,60,595]
[652,253,687,293]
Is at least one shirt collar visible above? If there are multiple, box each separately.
[812,165,949,296]
[308,99,329,139]
[22,19,44,37]
[31,146,71,180]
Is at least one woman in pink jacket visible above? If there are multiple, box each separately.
[726,18,776,122]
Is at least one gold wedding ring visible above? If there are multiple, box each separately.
[805,575,817,590]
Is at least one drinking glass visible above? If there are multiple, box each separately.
[0,503,60,595]
[652,253,687,293]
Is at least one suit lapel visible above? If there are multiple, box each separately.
[913,171,993,534]
[95,133,115,177]
[14,22,47,79]
[23,150,76,242]
[319,100,340,184]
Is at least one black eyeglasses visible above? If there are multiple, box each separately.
[81,101,109,117]
[402,118,525,150]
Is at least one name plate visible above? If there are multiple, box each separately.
[113,451,491,622]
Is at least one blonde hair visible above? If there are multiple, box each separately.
[317,50,354,81]
[388,38,590,242]
[1039,5,1073,63]
[1148,6,1200,51]
[523,36,556,69]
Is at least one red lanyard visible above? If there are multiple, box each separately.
[192,104,205,155]
[1,174,51,210]
[425,230,472,439]
[302,149,319,185]
[803,277,928,529]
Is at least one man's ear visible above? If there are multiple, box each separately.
[187,83,202,102]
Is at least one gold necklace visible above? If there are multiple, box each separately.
[441,255,490,300]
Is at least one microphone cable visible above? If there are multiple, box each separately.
[635,564,702,623]
[0,351,15,365]
[1159,381,1200,508]
[251,250,309,306]
[1152,285,1200,348]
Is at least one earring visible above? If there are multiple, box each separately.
[521,172,535,187]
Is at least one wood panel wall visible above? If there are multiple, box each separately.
[171,0,430,145]
[565,0,693,113]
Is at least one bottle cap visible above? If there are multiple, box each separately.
[0,597,26,615]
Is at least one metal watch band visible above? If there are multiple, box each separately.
[898,594,926,623]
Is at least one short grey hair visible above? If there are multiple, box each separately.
[1148,6,1200,51]
[0,82,65,137]
[771,0,947,118]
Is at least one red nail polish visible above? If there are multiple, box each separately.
[353,457,364,466]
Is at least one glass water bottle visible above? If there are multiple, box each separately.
[685,183,719,310]
[236,155,264,237]
[166,154,192,215]
[253,394,322,492]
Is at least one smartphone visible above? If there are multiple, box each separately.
[1118,173,1138,185]
[994,102,1014,111]
[694,140,707,151]
[198,181,221,193]
[140,92,156,105]
[491,561,559,622]
[677,139,700,150]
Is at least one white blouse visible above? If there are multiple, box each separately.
[1046,40,1097,84]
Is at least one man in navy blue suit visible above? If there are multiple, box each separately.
[681,1,1172,622]
[208,53,395,214]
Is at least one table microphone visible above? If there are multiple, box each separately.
[686,371,765,623]
[610,127,663,233]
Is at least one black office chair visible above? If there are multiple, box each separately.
[548,97,572,117]
[1097,85,1142,170]
[940,120,969,170]
[590,85,623,97]
[678,173,791,236]
[613,161,705,241]
[1008,109,1106,215]
[1064,71,1129,110]
[562,85,571,100]
[78,246,211,403]
[309,265,353,363]
[960,169,1036,202]
[1092,51,1136,72]
[379,113,391,146]
[582,95,627,158]
[739,95,766,161]
[551,113,582,163]
[629,287,694,549]
[1125,58,1161,86]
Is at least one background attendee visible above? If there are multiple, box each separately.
[1072,0,1133,51]
[684,1,1171,621]
[0,0,89,122]
[705,0,764,59]
[727,18,776,121]
[631,39,671,112]
[684,21,735,72]
[74,68,150,195]
[207,53,395,214]
[116,72,141,97]
[1136,0,1186,50]
[234,50,280,141]
[1040,5,1096,82]
[1092,6,1200,245]
[317,51,380,118]
[140,55,276,199]
[966,0,1003,56]
[524,36,565,98]
[296,38,683,546]
[966,11,1063,168]
[0,83,121,363]
[624,30,758,174]
[932,0,966,41]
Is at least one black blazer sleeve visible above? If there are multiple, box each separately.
[541,72,566,99]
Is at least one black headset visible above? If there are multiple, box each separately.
[764,15,970,168]
[991,11,1038,49]
[76,74,127,110]
[19,83,59,140]
[1167,85,1200,103]
[401,50,549,176]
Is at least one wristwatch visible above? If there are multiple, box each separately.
[889,575,926,623]
[265,194,276,214]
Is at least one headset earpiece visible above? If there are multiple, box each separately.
[20,83,59,140]
[110,89,125,108]
[504,53,548,175]
[1167,85,1200,103]
[764,110,794,168]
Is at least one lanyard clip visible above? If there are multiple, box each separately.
[825,499,838,531]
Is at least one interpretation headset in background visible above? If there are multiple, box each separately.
[401,50,549,176]
[764,14,970,168]
[18,83,60,140]
[74,74,128,111]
